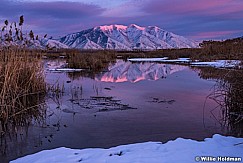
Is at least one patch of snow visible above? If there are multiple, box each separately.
[128,57,191,63]
[45,60,67,70]
[44,60,83,72]
[11,134,243,163]
[127,58,241,68]
[47,68,84,72]
[191,60,241,68]
[159,58,191,63]
[128,57,168,62]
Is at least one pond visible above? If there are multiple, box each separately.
[1,59,241,162]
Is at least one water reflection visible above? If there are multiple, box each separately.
[0,94,47,163]
[2,59,243,162]
[95,60,187,83]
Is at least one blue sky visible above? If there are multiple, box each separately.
[0,0,242,40]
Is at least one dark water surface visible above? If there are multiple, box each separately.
[1,60,228,162]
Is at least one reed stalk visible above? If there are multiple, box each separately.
[0,46,46,134]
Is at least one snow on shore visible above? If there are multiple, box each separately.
[128,57,168,62]
[11,134,243,163]
[128,57,191,63]
[44,60,84,72]
[128,58,241,68]
[190,60,241,68]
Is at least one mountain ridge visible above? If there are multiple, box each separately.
[59,24,199,50]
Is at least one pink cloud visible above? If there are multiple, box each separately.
[143,0,243,17]
[191,30,242,40]
[102,1,146,17]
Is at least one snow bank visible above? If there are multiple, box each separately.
[128,58,241,68]
[47,68,84,72]
[128,57,191,63]
[128,57,168,62]
[190,60,241,68]
[11,134,243,163]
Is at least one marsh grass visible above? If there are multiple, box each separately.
[66,50,116,70]
[0,47,46,134]
[52,50,117,79]
[200,67,243,136]
[218,70,243,136]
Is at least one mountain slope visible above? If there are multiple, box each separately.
[60,24,199,50]
[0,38,68,49]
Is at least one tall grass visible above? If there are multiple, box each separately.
[199,67,243,136]
[220,70,243,136]
[0,47,46,134]
[66,50,116,70]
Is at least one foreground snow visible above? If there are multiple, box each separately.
[11,134,243,163]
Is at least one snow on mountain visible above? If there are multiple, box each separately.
[95,60,187,83]
[40,38,69,49]
[59,24,199,50]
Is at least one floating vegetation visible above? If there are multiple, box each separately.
[69,96,137,112]
[148,97,176,104]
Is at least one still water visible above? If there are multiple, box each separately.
[1,60,228,162]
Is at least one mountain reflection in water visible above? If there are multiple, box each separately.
[95,60,187,83]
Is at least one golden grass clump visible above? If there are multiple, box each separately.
[0,47,46,133]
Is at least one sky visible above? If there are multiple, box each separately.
[0,0,242,40]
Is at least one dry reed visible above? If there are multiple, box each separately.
[200,67,243,136]
[0,46,46,134]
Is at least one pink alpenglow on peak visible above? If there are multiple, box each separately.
[59,24,199,50]
[98,24,146,31]
[98,25,128,31]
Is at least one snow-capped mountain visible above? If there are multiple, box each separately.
[95,60,187,83]
[59,24,199,50]
[39,38,69,49]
